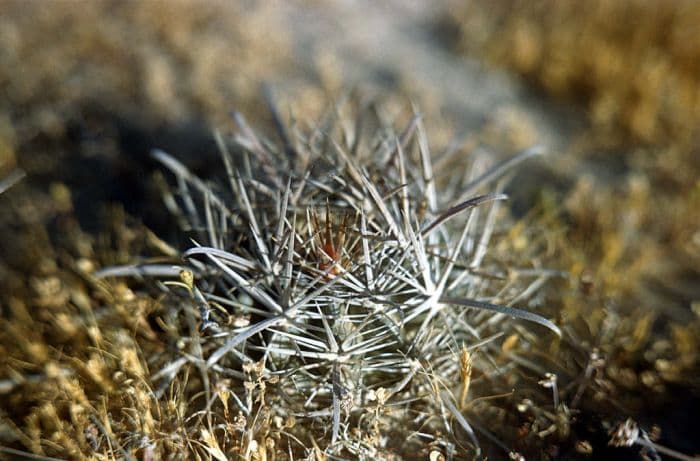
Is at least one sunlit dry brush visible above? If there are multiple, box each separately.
[443,6,700,456]
[0,0,290,128]
[0,189,190,460]
[96,99,568,460]
[444,0,700,145]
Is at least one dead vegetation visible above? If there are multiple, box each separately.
[445,0,700,145]
[443,2,700,457]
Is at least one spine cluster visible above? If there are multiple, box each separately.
[117,102,559,459]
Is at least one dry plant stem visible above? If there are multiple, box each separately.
[0,168,25,194]
[610,419,700,461]
[88,414,135,461]
[638,441,700,461]
[0,447,66,461]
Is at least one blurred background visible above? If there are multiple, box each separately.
[1,0,698,458]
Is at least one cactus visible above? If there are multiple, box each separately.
[103,99,560,460]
